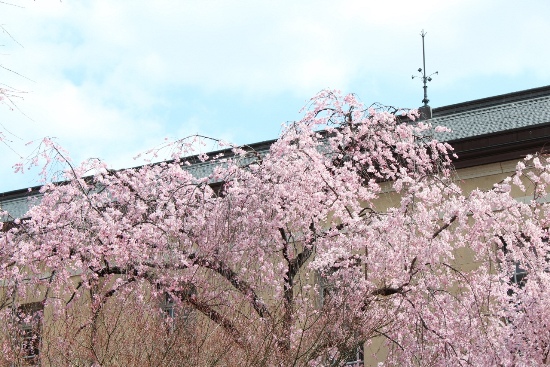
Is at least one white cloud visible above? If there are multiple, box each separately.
[1,0,550,192]
[7,0,550,98]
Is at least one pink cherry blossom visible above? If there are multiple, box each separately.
[1,90,549,366]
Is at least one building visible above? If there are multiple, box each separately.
[1,85,550,366]
[3,85,550,220]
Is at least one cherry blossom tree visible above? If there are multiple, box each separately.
[2,90,550,366]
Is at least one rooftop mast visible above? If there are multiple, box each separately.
[412,30,438,118]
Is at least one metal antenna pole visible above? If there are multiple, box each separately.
[412,30,438,108]
[421,30,429,106]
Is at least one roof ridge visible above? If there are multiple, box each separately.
[433,85,550,117]
[432,95,550,121]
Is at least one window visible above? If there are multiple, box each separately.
[160,290,195,327]
[345,344,364,366]
[162,293,176,319]
[317,272,364,366]
[18,302,43,364]
[316,270,335,308]
[510,262,528,288]
[500,236,531,297]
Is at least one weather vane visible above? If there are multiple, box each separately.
[412,30,438,107]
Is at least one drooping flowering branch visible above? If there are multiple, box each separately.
[2,91,550,366]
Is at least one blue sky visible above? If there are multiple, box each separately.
[1,0,550,192]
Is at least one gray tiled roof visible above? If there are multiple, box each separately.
[0,194,42,221]
[1,165,225,220]
[184,152,267,180]
[432,95,550,141]
[3,86,550,220]
[0,155,267,221]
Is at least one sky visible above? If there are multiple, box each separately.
[1,0,549,193]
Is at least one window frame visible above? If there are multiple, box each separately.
[17,302,43,364]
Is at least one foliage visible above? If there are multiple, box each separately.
[1,90,550,366]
